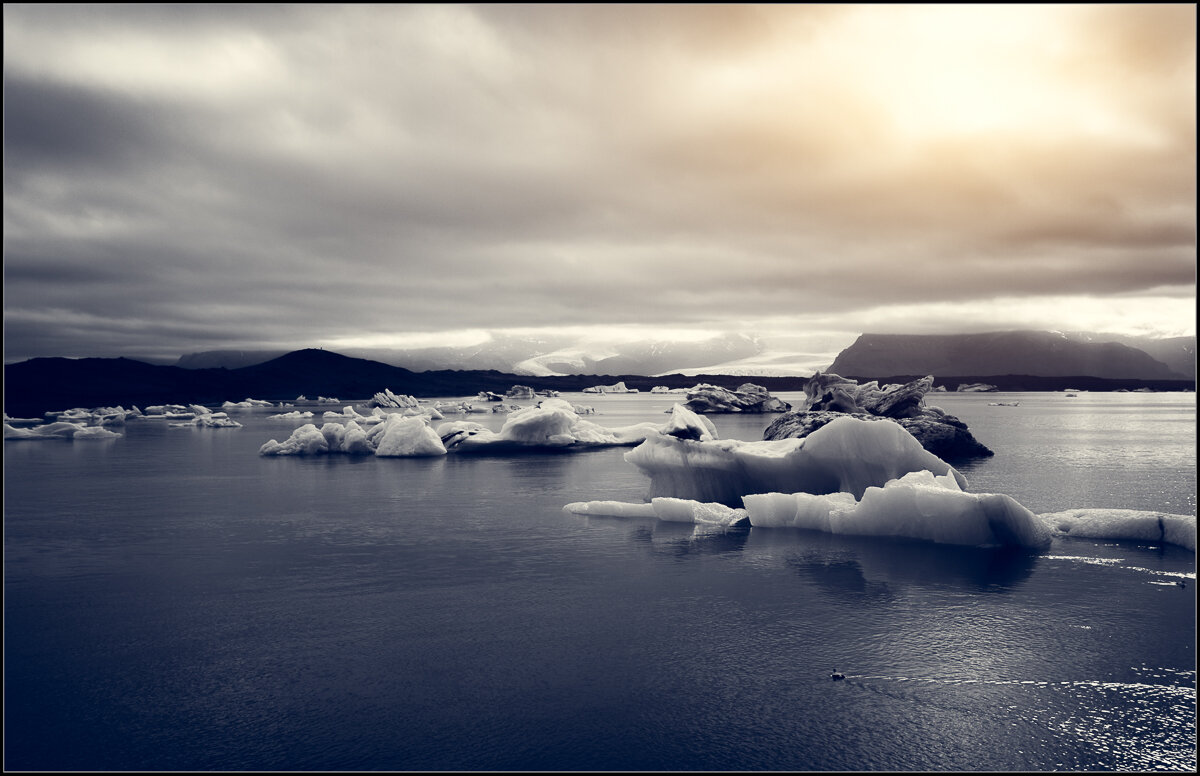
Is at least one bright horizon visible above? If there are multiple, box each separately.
[3,4,1195,364]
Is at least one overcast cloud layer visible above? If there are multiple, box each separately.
[3,4,1196,363]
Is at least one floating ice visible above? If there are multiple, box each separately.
[568,470,1044,547]
[1040,509,1196,552]
[372,415,447,457]
[563,500,658,518]
[650,498,751,528]
[369,389,421,409]
[41,406,138,426]
[744,470,1050,549]
[440,398,661,453]
[171,411,242,428]
[625,415,966,506]
[260,423,330,455]
[583,381,637,394]
[5,421,121,441]
[259,414,445,457]
[563,497,750,528]
[268,410,315,419]
[3,414,43,427]
[222,398,275,408]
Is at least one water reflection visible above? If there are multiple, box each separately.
[588,515,750,557]
[743,529,1040,591]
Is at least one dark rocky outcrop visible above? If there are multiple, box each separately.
[683,383,791,414]
[764,372,993,461]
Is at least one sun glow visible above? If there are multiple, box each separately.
[757,5,1170,147]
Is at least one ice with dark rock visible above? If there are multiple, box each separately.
[682,383,791,414]
[764,373,993,461]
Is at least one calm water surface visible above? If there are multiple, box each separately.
[4,391,1196,771]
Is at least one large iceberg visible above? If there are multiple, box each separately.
[743,470,1050,549]
[624,415,965,506]
[567,470,1046,548]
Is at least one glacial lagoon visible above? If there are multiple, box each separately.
[4,391,1195,771]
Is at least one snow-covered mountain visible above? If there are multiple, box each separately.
[177,332,849,377]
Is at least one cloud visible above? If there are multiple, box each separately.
[2,4,1194,363]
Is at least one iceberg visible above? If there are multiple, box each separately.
[582,381,637,394]
[505,385,536,400]
[3,414,43,427]
[5,421,121,441]
[765,373,993,461]
[625,415,965,506]
[744,471,1051,549]
[42,406,138,426]
[369,389,421,409]
[683,383,790,413]
[222,398,275,408]
[259,414,445,457]
[268,410,315,419]
[1040,509,1196,552]
[171,410,242,428]
[439,398,661,454]
[372,415,447,457]
[563,497,750,529]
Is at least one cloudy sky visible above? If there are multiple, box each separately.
[4,3,1196,364]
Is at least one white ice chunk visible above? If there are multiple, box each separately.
[563,497,759,529]
[661,403,719,441]
[71,425,124,439]
[651,497,750,528]
[1040,508,1196,551]
[625,415,965,506]
[269,410,314,419]
[442,398,660,453]
[259,423,329,455]
[222,398,274,409]
[372,415,447,457]
[5,421,120,440]
[562,501,658,518]
[740,491,858,532]
[741,470,1049,549]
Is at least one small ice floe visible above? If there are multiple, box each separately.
[563,498,750,530]
[222,398,275,409]
[5,421,121,441]
[268,410,315,420]
[1040,509,1196,552]
[170,409,242,428]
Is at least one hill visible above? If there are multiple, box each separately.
[828,331,1189,380]
[3,349,818,418]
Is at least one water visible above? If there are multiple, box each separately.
[4,391,1196,771]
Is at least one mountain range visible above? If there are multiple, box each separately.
[828,331,1195,381]
[172,330,1195,381]
[172,332,840,377]
[4,330,1194,418]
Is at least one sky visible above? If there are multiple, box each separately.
[3,3,1196,365]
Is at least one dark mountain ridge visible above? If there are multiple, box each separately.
[4,347,1193,419]
[829,331,1191,380]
